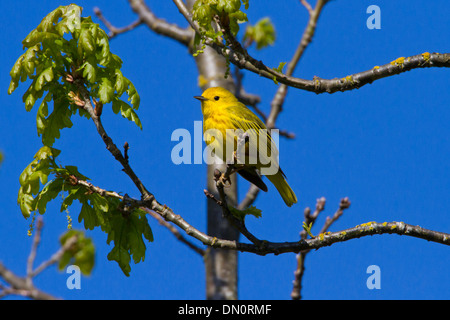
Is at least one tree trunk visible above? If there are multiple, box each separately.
[187,0,240,300]
[195,46,239,300]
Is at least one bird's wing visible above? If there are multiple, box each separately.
[225,103,280,172]
[238,167,268,192]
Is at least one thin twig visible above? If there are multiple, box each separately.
[237,184,260,210]
[94,7,143,39]
[146,209,206,256]
[26,217,44,287]
[209,175,263,247]
[291,197,327,300]
[319,197,351,235]
[30,235,78,279]
[292,197,349,300]
[267,0,329,129]
[300,0,314,15]
[0,217,68,300]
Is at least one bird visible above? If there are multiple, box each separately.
[194,87,297,207]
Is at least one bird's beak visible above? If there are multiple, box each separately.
[194,95,208,101]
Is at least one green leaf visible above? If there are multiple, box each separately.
[114,69,128,96]
[272,62,286,85]
[79,25,96,54]
[244,17,276,50]
[35,66,54,91]
[112,99,142,130]
[17,146,60,218]
[96,34,111,66]
[36,92,51,135]
[23,88,37,112]
[217,0,241,13]
[34,178,64,214]
[106,209,153,276]
[126,82,140,110]
[81,58,97,84]
[228,205,262,220]
[18,191,35,218]
[34,145,61,160]
[61,165,89,180]
[36,6,65,32]
[57,4,82,35]
[98,77,114,104]
[90,193,110,213]
[23,30,60,49]
[78,201,98,230]
[302,221,314,238]
[8,79,19,95]
[9,54,24,83]
[58,230,95,275]
[41,98,73,146]
[107,244,131,277]
[274,61,286,74]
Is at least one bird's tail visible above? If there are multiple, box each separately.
[267,170,298,207]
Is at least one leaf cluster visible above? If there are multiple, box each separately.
[59,230,95,275]
[8,4,141,148]
[18,146,153,276]
[243,17,276,50]
[10,5,151,276]
[193,0,249,42]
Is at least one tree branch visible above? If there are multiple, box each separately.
[0,262,57,300]
[267,0,329,129]
[76,84,155,205]
[291,197,348,300]
[236,221,450,255]
[171,0,450,94]
[68,171,450,256]
[0,217,65,300]
[68,2,450,281]
[127,0,192,46]
[94,7,143,39]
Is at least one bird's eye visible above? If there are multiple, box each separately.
[214,96,220,101]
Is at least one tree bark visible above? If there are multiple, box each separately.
[195,46,239,301]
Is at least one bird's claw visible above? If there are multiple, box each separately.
[220,173,232,188]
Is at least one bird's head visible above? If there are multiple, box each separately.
[194,87,238,111]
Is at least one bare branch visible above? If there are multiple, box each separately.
[237,221,450,255]
[268,0,329,128]
[290,198,327,300]
[76,84,155,204]
[62,173,450,257]
[291,197,347,300]
[171,0,450,94]
[128,0,192,46]
[206,170,263,247]
[94,7,143,39]
[30,235,78,279]
[26,217,43,287]
[237,184,260,210]
[0,218,63,300]
[319,197,350,235]
[0,262,58,299]
[300,0,314,15]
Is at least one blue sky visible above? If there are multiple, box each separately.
[0,0,449,300]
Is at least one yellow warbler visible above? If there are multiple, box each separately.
[195,87,297,207]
